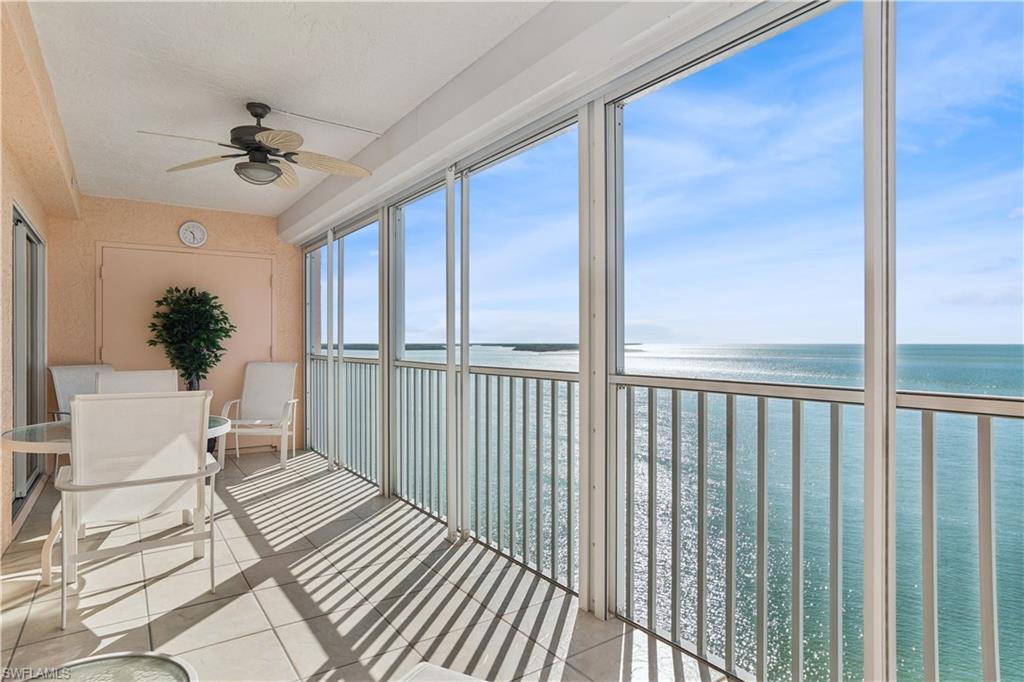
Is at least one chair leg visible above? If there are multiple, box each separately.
[60,495,70,629]
[41,505,61,586]
[234,432,240,460]
[182,509,193,526]
[217,432,227,469]
[279,432,287,470]
[209,475,217,594]
[193,481,205,559]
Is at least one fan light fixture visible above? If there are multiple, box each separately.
[144,102,372,190]
[234,160,282,185]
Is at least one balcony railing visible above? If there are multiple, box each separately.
[307,354,380,484]
[306,352,1021,680]
[609,373,1023,681]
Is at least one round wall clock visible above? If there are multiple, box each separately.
[179,221,207,248]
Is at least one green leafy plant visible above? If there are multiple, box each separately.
[148,286,236,390]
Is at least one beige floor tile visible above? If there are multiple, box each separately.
[142,540,236,578]
[238,549,338,590]
[302,646,424,681]
[514,660,593,681]
[8,617,151,670]
[411,616,561,682]
[565,630,724,682]
[224,529,315,561]
[1,599,31,652]
[374,579,495,645]
[418,541,514,584]
[317,528,416,572]
[503,595,629,660]
[274,602,410,679]
[145,566,251,614]
[213,512,298,540]
[34,554,146,602]
[149,592,272,654]
[457,564,568,616]
[19,584,149,646]
[293,517,363,548]
[175,629,298,682]
[341,557,450,604]
[252,572,366,627]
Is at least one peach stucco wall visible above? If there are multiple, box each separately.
[47,195,305,437]
[2,2,72,552]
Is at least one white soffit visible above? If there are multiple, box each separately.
[278,1,763,244]
[28,2,546,216]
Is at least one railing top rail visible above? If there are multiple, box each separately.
[308,353,380,364]
[394,359,447,371]
[468,364,580,382]
[896,390,1024,419]
[610,373,865,405]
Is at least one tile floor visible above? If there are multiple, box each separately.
[1,450,725,681]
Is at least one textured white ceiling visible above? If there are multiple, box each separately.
[29,2,545,216]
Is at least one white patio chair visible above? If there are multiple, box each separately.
[55,391,220,629]
[41,364,115,582]
[97,369,178,393]
[220,362,298,470]
[48,364,114,420]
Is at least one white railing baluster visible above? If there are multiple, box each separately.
[535,378,542,570]
[647,387,657,632]
[830,402,843,682]
[475,374,483,534]
[509,377,516,557]
[725,393,736,673]
[625,386,634,619]
[921,410,939,682]
[551,380,559,579]
[568,382,575,589]
[757,396,768,680]
[978,415,1000,682]
[697,391,707,653]
[521,377,528,563]
[498,376,505,550]
[792,399,804,682]
[671,389,681,643]
[485,374,492,542]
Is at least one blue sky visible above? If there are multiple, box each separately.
[329,2,1022,347]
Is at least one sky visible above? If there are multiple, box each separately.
[323,1,1023,348]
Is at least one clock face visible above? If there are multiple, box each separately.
[179,221,207,248]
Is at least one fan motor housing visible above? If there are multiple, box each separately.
[230,125,270,150]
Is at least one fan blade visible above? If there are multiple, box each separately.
[256,129,303,152]
[138,130,241,151]
[167,155,239,172]
[290,151,370,178]
[273,159,299,189]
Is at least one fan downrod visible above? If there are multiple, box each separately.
[245,101,272,123]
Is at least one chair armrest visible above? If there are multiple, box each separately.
[55,460,222,492]
[49,411,71,421]
[221,399,241,418]
[280,399,299,426]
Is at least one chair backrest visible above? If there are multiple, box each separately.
[239,362,297,421]
[69,391,211,523]
[49,365,114,416]
[97,370,178,394]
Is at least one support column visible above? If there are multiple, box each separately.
[863,2,896,679]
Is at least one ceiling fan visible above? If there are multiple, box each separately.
[138,102,371,189]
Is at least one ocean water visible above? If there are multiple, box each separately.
[348,343,1023,681]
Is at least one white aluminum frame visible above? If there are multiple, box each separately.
[294,2,1020,680]
[863,2,896,679]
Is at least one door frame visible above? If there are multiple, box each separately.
[94,241,276,364]
[12,204,47,507]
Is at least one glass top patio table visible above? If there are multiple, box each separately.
[1,415,230,454]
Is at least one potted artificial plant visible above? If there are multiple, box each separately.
[148,286,237,390]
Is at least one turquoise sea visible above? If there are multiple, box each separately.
[349,343,1023,681]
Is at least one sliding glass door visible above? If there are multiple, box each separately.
[12,209,46,513]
